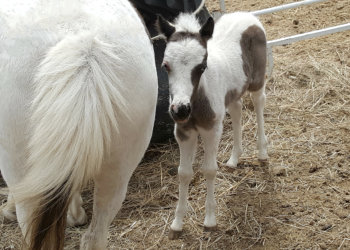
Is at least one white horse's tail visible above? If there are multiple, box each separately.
[15,33,129,250]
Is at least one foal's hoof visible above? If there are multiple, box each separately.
[258,157,268,162]
[204,225,218,232]
[221,165,236,173]
[224,162,237,168]
[168,229,183,240]
[225,157,239,168]
[258,158,269,166]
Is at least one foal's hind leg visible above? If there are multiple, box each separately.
[226,99,243,167]
[250,87,268,161]
[169,128,198,239]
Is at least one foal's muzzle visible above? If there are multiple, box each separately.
[170,103,191,123]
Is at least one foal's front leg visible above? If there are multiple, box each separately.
[200,123,222,230]
[169,127,198,239]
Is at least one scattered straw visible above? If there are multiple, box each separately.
[1,0,350,249]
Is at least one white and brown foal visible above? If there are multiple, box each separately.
[157,12,268,238]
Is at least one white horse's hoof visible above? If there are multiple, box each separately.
[0,202,17,222]
[67,208,87,227]
[0,208,16,222]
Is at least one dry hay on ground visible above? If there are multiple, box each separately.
[1,0,350,249]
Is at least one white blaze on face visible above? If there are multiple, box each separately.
[163,37,207,110]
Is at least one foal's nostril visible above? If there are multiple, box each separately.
[175,104,191,120]
[186,104,191,114]
[184,104,191,115]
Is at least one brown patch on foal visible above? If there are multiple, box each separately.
[191,87,216,130]
[240,25,267,92]
[225,25,266,107]
[176,86,216,141]
[191,53,208,87]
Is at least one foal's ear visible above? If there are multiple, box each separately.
[156,15,175,40]
[199,17,214,41]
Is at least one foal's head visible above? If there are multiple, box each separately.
[157,14,214,123]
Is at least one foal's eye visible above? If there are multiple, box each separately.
[162,62,170,72]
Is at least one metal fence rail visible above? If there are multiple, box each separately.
[251,0,327,16]
[217,0,350,78]
[266,23,350,78]
[219,0,327,16]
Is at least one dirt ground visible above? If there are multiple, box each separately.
[1,0,350,249]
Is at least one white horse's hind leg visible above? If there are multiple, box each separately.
[0,193,16,221]
[67,192,87,227]
[200,123,222,230]
[250,87,268,161]
[226,99,243,167]
[0,147,22,222]
[15,202,32,240]
[80,156,140,250]
[169,128,198,239]
[0,187,86,227]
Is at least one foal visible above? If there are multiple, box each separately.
[157,12,268,237]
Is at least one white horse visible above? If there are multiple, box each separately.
[156,9,268,238]
[0,0,157,249]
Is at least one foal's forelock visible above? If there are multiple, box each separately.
[173,13,201,34]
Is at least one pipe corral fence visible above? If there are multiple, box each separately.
[217,0,350,78]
